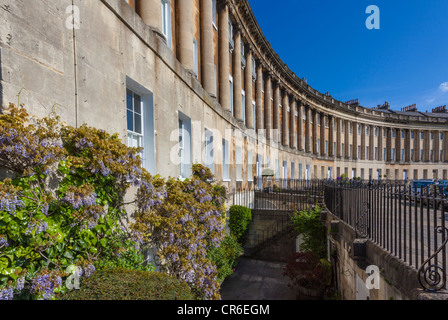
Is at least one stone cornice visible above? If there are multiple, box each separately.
[230,0,448,126]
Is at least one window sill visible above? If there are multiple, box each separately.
[222,179,231,182]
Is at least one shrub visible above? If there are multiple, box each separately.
[228,205,252,242]
[60,267,194,300]
[291,206,327,259]
[0,105,227,301]
[0,104,150,300]
[283,252,331,290]
[130,164,227,300]
[207,234,243,283]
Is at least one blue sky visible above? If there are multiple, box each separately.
[248,0,448,112]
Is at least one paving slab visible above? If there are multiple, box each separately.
[220,258,297,300]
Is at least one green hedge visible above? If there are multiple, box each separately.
[60,268,194,300]
[208,234,243,283]
[228,205,252,242]
[291,206,327,259]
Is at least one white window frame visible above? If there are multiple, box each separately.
[126,89,144,159]
[251,57,257,81]
[214,65,217,96]
[222,139,230,181]
[291,162,295,180]
[241,90,246,124]
[161,0,172,49]
[275,159,279,181]
[236,145,242,181]
[126,77,156,173]
[205,128,214,174]
[228,19,234,51]
[229,75,234,115]
[252,100,256,130]
[178,112,192,179]
[193,37,199,77]
[212,0,217,29]
[247,151,253,181]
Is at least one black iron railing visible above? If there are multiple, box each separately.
[324,179,448,292]
[232,178,325,260]
[232,178,325,211]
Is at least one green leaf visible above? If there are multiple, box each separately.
[63,251,74,259]
[5,255,14,264]
[99,238,107,247]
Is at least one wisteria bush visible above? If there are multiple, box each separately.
[0,105,227,300]
[0,104,152,300]
[131,163,227,300]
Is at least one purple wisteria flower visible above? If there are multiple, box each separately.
[30,273,62,300]
[0,287,13,300]
[25,220,48,235]
[15,277,25,291]
[0,236,8,248]
[0,193,24,213]
[75,137,94,149]
[83,264,96,277]
[63,189,97,209]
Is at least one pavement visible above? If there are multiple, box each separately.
[219,258,297,300]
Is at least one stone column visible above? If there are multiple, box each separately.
[386,128,392,162]
[290,98,296,149]
[423,130,430,162]
[369,126,375,160]
[282,91,289,147]
[305,105,312,154]
[244,49,254,129]
[405,129,411,162]
[396,130,402,162]
[255,63,263,133]
[360,123,366,160]
[218,4,230,112]
[297,101,304,151]
[178,0,194,71]
[273,82,281,143]
[320,114,326,156]
[414,130,421,162]
[344,120,350,159]
[313,110,318,155]
[378,126,383,161]
[232,31,243,120]
[329,115,334,157]
[352,121,358,160]
[137,0,162,32]
[336,118,341,158]
[201,0,215,95]
[434,130,440,162]
[264,72,272,138]
[443,131,448,163]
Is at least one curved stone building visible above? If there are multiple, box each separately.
[1,0,447,191]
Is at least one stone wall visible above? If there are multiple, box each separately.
[321,209,425,300]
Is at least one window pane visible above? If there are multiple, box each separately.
[126,90,133,110]
[134,94,141,114]
[130,134,140,148]
[127,133,132,147]
[161,2,168,36]
[127,109,134,131]
[134,113,142,134]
